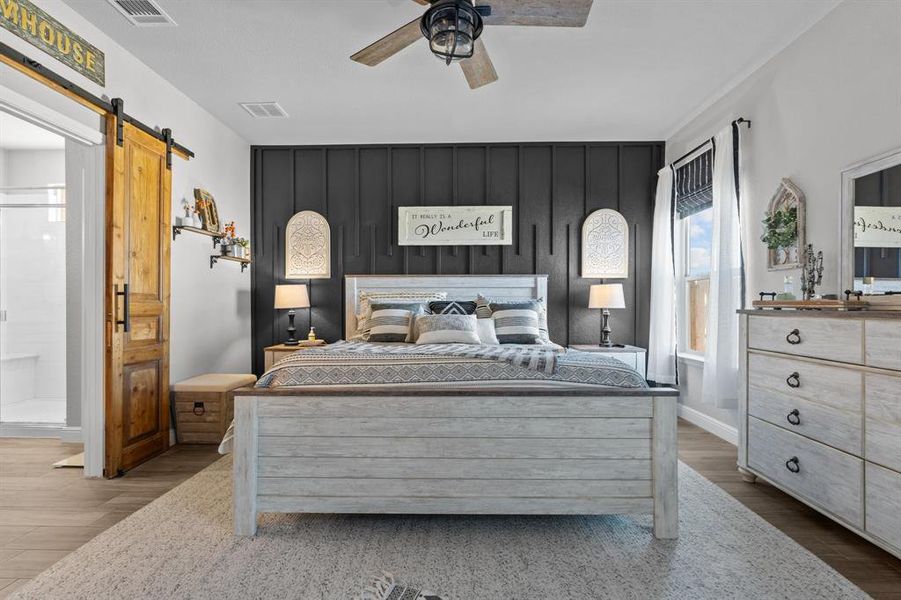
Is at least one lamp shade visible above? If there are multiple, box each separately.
[588,284,625,309]
[274,284,310,309]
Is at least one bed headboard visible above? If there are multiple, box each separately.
[344,274,548,340]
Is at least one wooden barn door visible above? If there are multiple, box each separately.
[104,118,171,477]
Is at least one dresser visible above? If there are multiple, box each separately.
[738,310,901,558]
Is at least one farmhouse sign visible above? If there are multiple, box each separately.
[398,205,513,246]
[1,0,105,86]
[854,206,901,248]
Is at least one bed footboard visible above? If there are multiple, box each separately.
[234,391,678,539]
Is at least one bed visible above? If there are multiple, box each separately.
[233,275,679,539]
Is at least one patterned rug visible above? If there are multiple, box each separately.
[11,458,868,600]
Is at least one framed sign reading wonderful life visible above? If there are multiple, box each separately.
[398,205,513,246]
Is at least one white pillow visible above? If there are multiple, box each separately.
[477,318,499,345]
[414,314,481,345]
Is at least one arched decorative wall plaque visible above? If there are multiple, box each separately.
[763,178,806,271]
[285,211,331,279]
[581,209,629,278]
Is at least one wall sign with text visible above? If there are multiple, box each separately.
[398,205,513,246]
[854,206,901,248]
[1,0,105,86]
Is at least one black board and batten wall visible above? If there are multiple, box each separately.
[251,142,664,375]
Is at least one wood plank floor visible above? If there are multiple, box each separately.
[1,422,900,598]
[679,420,901,600]
[0,438,221,598]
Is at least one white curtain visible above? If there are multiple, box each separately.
[702,125,744,408]
[647,166,676,385]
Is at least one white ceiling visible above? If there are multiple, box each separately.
[0,111,66,150]
[63,0,838,145]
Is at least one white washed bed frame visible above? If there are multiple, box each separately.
[234,275,679,539]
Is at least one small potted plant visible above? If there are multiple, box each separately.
[232,237,249,259]
[220,221,236,255]
[192,198,205,228]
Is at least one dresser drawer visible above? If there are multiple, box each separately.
[866,320,901,371]
[747,316,863,364]
[748,417,863,527]
[748,353,862,455]
[865,462,901,552]
[865,372,901,472]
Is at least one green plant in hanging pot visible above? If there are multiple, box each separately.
[761,206,798,250]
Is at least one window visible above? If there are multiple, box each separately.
[674,147,714,356]
[684,208,712,353]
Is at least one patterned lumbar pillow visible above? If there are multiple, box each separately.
[367,306,416,343]
[489,301,542,344]
[428,300,477,315]
[477,294,550,343]
[414,314,481,345]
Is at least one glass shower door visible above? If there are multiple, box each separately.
[0,186,67,425]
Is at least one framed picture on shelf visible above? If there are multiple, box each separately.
[194,188,221,233]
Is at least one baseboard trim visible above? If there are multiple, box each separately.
[678,404,738,446]
[0,423,80,440]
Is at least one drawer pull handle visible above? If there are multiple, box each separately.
[786,372,801,388]
[785,456,800,473]
[786,329,801,345]
[193,402,205,416]
[786,409,801,425]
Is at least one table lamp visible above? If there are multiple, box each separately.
[589,283,625,347]
[274,284,310,346]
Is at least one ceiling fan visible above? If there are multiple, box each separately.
[350,0,594,89]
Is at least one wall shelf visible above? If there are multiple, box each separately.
[210,254,250,273]
[172,225,222,247]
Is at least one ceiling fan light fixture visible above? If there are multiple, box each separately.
[421,0,483,65]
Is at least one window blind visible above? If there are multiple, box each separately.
[675,147,713,219]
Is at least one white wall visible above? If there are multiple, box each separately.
[0,1,252,383]
[665,0,901,429]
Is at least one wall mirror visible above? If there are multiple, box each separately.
[841,147,901,294]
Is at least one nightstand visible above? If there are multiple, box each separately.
[264,341,326,371]
[568,344,647,378]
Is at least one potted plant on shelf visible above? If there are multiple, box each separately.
[232,237,249,259]
[220,221,236,256]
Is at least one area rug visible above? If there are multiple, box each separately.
[12,458,867,600]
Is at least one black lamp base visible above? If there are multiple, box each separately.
[284,309,299,346]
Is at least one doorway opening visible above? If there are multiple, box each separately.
[0,111,68,429]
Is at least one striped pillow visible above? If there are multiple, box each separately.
[428,300,477,315]
[414,314,480,345]
[489,302,541,344]
[357,291,446,336]
[477,295,551,343]
[364,302,426,342]
[367,307,415,343]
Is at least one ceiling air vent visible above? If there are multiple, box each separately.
[107,0,176,27]
[239,102,289,119]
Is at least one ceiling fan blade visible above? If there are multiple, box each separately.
[350,18,424,66]
[479,0,594,27]
[411,0,430,4]
[460,38,498,89]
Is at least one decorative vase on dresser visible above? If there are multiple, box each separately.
[737,310,901,559]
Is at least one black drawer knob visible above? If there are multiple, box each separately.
[193,402,205,416]
[786,409,801,425]
[786,372,801,388]
[785,456,800,473]
[786,329,801,344]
